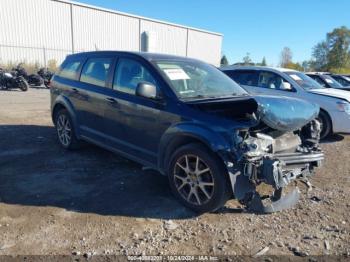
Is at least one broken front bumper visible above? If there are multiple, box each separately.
[273,151,324,165]
[228,150,325,213]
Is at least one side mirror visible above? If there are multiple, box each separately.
[136,82,161,100]
[281,82,292,91]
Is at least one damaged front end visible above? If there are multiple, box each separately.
[226,96,324,213]
[187,95,324,213]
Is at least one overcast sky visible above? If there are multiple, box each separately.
[76,0,350,66]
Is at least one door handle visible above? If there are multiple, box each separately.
[72,88,79,93]
[106,97,118,103]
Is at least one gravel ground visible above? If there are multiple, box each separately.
[0,88,349,258]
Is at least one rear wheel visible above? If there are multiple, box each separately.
[167,143,231,213]
[317,110,332,139]
[55,109,80,150]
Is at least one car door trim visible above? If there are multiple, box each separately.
[80,126,158,158]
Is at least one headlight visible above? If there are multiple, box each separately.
[336,101,350,114]
[241,133,274,158]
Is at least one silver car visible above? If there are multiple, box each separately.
[221,66,350,139]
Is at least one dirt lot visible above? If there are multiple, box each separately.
[0,88,349,258]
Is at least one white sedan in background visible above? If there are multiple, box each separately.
[221,66,350,139]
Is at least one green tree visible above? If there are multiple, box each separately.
[285,62,303,71]
[311,26,350,73]
[301,60,311,72]
[261,57,267,66]
[326,26,350,71]
[311,41,329,70]
[220,55,229,67]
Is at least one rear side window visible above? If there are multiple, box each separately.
[80,58,112,87]
[258,71,289,90]
[113,58,156,95]
[59,61,81,80]
[224,70,258,86]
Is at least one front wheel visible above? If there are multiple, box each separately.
[167,143,231,213]
[317,111,332,139]
[19,80,29,91]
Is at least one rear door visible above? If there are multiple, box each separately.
[76,56,115,142]
[53,57,85,126]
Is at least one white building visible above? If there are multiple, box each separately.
[0,0,223,67]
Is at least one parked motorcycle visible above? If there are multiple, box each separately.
[0,68,29,91]
[38,67,53,88]
[28,74,44,87]
[12,64,44,87]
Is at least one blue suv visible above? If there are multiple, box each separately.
[51,51,324,213]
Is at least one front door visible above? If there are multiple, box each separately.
[103,57,165,165]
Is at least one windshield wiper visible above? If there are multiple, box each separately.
[232,92,249,96]
[184,93,249,100]
[187,94,206,99]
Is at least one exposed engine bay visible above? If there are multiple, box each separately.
[231,120,323,213]
[187,95,324,213]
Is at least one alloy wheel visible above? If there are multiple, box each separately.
[173,154,215,206]
[57,114,72,147]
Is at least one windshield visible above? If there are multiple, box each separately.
[332,75,350,87]
[322,75,344,89]
[153,60,248,100]
[285,71,325,90]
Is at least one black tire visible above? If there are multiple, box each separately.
[44,81,50,89]
[317,110,332,139]
[167,143,231,213]
[54,109,80,150]
[19,80,29,91]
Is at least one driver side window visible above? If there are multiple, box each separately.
[258,71,292,91]
[113,58,157,95]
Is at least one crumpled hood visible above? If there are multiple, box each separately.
[254,95,320,132]
[309,88,350,102]
[186,95,319,132]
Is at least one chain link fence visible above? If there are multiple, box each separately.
[0,44,72,69]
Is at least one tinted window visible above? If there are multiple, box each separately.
[113,58,156,95]
[331,76,348,86]
[80,58,112,87]
[258,71,292,91]
[309,75,327,87]
[225,70,259,86]
[59,60,81,80]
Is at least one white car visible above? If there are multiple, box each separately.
[221,66,350,139]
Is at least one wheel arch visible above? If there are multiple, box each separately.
[158,123,231,174]
[319,107,333,133]
[52,96,80,137]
